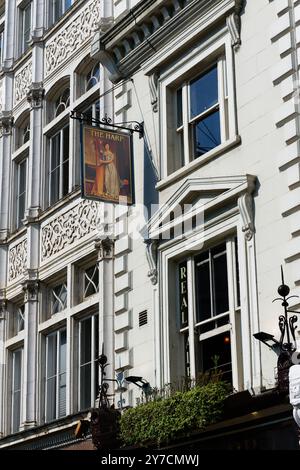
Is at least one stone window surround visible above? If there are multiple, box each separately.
[159,32,239,184]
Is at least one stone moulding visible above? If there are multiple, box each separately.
[93,0,244,83]
[41,200,101,260]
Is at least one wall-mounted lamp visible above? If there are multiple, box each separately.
[126,376,152,396]
[253,332,280,351]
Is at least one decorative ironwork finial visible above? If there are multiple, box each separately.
[273,266,300,351]
[97,351,110,409]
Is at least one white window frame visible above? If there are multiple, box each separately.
[15,158,27,229]
[19,1,32,55]
[160,34,238,181]
[48,0,73,27]
[48,124,70,206]
[11,348,23,434]
[51,281,67,315]
[45,328,67,422]
[178,237,240,383]
[78,313,99,411]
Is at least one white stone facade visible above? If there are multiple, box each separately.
[0,0,299,448]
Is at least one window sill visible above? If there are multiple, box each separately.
[156,135,241,191]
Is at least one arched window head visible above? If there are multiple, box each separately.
[86,64,100,92]
[55,88,70,117]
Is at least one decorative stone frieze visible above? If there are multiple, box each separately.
[14,61,32,106]
[41,200,100,260]
[45,0,101,77]
[8,238,27,282]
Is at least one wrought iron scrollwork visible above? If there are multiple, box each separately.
[70,110,144,139]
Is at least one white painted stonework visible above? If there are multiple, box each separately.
[0,0,299,449]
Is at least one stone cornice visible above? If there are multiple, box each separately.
[92,0,243,82]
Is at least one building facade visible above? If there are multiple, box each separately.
[0,0,299,449]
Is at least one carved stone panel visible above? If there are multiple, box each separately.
[41,200,100,260]
[45,0,101,77]
[14,61,32,106]
[9,238,27,282]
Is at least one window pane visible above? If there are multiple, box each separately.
[59,330,67,373]
[17,160,27,227]
[18,306,25,333]
[13,350,22,391]
[58,372,66,417]
[12,390,21,433]
[190,65,218,118]
[54,0,62,22]
[80,318,91,365]
[51,134,61,170]
[63,127,69,196]
[235,237,241,307]
[212,245,229,315]
[84,265,99,298]
[197,332,232,384]
[46,376,56,422]
[177,88,183,128]
[193,109,221,158]
[47,334,57,378]
[80,363,91,410]
[12,349,22,432]
[195,255,211,323]
[52,283,67,314]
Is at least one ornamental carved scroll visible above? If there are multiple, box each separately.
[9,239,27,282]
[41,200,101,260]
[45,0,101,76]
[14,62,32,106]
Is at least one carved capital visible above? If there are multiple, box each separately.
[149,72,159,113]
[22,279,39,302]
[27,82,45,109]
[238,193,255,241]
[0,111,14,135]
[95,237,115,260]
[23,207,41,224]
[145,239,158,285]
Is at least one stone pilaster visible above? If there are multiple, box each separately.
[20,276,39,430]
[95,237,115,404]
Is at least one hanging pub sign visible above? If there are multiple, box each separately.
[82,125,135,205]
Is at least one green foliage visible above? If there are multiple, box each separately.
[119,381,230,447]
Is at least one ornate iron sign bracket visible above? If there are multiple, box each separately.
[70,110,144,139]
